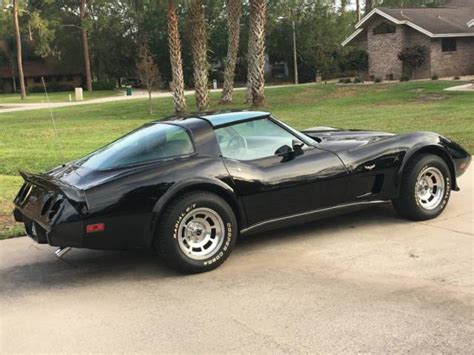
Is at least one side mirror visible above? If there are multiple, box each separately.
[275,144,292,156]
[292,140,304,154]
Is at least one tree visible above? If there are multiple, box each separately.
[356,0,361,21]
[365,0,373,14]
[80,0,93,91]
[220,0,242,104]
[188,0,209,111]
[247,0,267,107]
[136,41,161,114]
[345,48,368,76]
[12,0,26,99]
[167,0,187,113]
[398,45,427,79]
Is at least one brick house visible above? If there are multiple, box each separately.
[342,2,474,80]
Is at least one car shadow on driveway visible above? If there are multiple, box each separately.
[0,204,402,296]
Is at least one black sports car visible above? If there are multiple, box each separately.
[13,111,471,273]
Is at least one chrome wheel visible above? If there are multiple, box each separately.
[415,166,445,210]
[177,207,225,260]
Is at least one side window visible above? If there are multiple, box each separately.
[80,124,194,170]
[216,118,303,161]
[373,22,396,35]
[441,38,456,52]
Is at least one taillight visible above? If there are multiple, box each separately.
[86,223,105,233]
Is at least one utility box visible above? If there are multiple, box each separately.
[126,86,132,96]
[75,87,83,101]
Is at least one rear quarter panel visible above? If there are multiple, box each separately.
[81,156,233,250]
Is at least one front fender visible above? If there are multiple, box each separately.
[397,134,463,191]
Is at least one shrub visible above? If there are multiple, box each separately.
[453,76,460,80]
[338,78,344,83]
[28,83,75,93]
[353,77,362,83]
[343,78,352,84]
[345,49,369,73]
[431,74,438,80]
[374,77,382,83]
[92,80,116,90]
[397,45,428,80]
[400,76,410,82]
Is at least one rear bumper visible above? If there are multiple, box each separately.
[14,205,84,248]
[13,180,85,247]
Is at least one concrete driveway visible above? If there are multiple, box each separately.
[1,167,472,353]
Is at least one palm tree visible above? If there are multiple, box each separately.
[365,0,373,14]
[188,0,209,111]
[356,0,361,21]
[80,0,93,91]
[12,0,26,99]
[167,0,187,113]
[220,0,242,104]
[247,0,266,107]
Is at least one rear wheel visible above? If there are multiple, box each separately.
[392,154,451,221]
[155,191,237,273]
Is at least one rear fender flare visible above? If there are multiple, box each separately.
[146,178,245,247]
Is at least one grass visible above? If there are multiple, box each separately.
[0,80,472,239]
[0,90,122,104]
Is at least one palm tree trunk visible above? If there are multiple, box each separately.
[188,0,209,111]
[220,0,242,104]
[12,0,26,99]
[356,0,361,21]
[365,0,373,14]
[245,33,253,104]
[167,0,187,114]
[248,0,266,107]
[80,0,93,92]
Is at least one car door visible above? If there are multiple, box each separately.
[215,117,348,227]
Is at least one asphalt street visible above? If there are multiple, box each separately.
[0,166,472,353]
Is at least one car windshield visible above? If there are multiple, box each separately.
[77,123,194,170]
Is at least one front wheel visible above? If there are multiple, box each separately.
[392,154,451,221]
[155,191,237,273]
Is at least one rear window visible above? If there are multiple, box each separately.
[78,124,194,170]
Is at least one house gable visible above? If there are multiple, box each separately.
[343,6,474,47]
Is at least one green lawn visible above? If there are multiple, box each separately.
[0,80,473,239]
[0,90,122,104]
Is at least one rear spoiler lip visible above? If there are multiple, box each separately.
[19,170,87,203]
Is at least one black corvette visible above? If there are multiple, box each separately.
[13,111,471,273]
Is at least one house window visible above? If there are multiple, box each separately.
[442,38,456,52]
[373,23,396,35]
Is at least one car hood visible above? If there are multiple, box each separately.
[303,127,395,153]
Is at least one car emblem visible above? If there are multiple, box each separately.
[365,164,376,170]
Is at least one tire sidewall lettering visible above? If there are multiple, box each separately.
[204,223,233,266]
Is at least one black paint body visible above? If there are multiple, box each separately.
[13,111,471,250]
